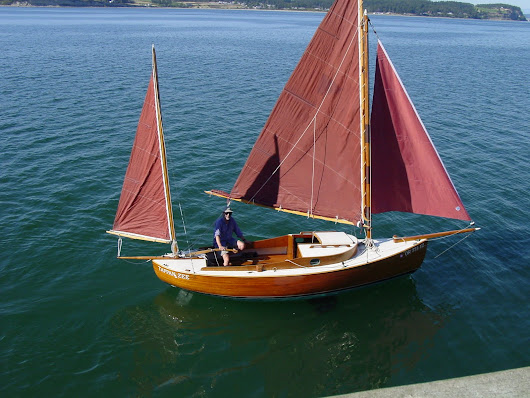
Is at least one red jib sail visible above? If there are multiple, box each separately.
[225,0,363,224]
[110,55,175,243]
[371,41,471,221]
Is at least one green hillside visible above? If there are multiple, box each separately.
[2,0,527,21]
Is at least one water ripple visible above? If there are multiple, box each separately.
[1,8,529,398]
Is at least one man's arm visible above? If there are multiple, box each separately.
[215,234,225,250]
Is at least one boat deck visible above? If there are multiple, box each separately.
[201,231,358,271]
[154,233,427,278]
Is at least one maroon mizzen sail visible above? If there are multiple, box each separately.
[110,59,175,243]
[371,41,470,221]
[225,0,363,224]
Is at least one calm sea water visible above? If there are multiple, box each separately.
[1,6,529,397]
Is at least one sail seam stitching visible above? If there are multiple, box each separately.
[248,24,361,209]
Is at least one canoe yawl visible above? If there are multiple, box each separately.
[107,0,479,298]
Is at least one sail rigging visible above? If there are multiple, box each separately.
[108,46,177,244]
[109,0,477,299]
[215,0,364,225]
[212,7,471,225]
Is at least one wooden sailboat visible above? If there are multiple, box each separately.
[108,2,478,298]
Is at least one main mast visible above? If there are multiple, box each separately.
[359,3,372,239]
[152,45,178,254]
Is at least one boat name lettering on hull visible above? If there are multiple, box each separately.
[158,266,189,280]
[402,242,425,257]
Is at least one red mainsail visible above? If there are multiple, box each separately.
[227,0,363,224]
[371,41,471,221]
[111,68,175,243]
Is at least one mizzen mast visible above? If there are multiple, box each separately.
[359,4,372,240]
[107,45,178,254]
[152,45,178,253]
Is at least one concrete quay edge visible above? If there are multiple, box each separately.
[328,366,529,397]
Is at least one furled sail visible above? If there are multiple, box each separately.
[215,0,363,225]
[108,47,176,243]
[371,41,471,221]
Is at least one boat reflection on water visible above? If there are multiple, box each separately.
[109,278,449,395]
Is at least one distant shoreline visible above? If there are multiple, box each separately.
[2,2,527,22]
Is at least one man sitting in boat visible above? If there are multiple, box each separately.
[213,207,246,266]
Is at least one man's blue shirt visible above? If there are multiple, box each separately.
[213,217,243,248]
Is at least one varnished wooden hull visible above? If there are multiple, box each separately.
[152,239,428,298]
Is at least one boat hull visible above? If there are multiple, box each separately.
[152,239,428,298]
